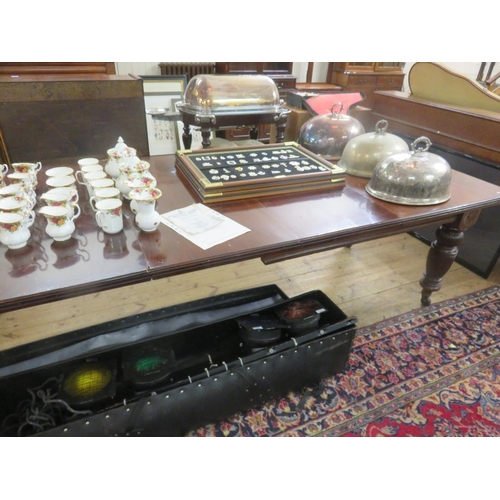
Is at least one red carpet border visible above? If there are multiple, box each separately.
[187,285,500,437]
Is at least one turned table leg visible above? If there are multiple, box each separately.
[249,127,258,140]
[420,209,481,306]
[201,128,212,149]
[276,124,286,143]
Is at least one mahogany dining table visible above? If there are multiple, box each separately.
[1,152,500,320]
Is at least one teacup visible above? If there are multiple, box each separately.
[40,191,78,217]
[90,187,121,211]
[0,184,36,209]
[77,158,100,169]
[0,211,34,249]
[11,162,42,175]
[7,172,38,189]
[0,196,31,217]
[95,198,123,234]
[78,163,104,175]
[45,187,79,206]
[0,198,35,231]
[89,177,115,196]
[76,170,107,196]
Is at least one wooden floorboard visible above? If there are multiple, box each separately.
[1,233,499,352]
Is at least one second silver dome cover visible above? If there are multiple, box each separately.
[338,120,409,178]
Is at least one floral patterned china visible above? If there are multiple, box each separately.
[11,162,42,175]
[105,137,132,178]
[128,188,162,232]
[0,196,29,215]
[38,205,81,242]
[7,172,38,188]
[45,187,79,206]
[0,211,34,249]
[95,198,123,234]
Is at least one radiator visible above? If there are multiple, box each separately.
[159,62,216,81]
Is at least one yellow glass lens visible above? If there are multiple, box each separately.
[63,366,112,398]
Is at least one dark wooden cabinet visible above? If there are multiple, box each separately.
[215,62,292,75]
[215,63,296,143]
[0,74,148,162]
[0,62,116,75]
[327,62,405,109]
[215,62,296,100]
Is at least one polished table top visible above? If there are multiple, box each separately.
[1,154,500,314]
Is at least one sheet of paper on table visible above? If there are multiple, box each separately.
[160,203,250,250]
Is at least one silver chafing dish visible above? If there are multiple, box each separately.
[177,74,285,119]
[297,103,365,161]
[338,120,409,178]
[366,136,452,205]
[176,74,290,148]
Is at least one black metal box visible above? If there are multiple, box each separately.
[0,285,356,437]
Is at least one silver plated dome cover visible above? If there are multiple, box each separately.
[365,136,452,206]
[338,120,410,178]
[297,103,365,160]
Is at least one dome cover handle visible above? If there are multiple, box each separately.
[329,102,344,118]
[411,136,432,153]
[375,120,389,135]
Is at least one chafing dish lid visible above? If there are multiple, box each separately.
[366,136,452,206]
[297,103,365,160]
[338,120,410,178]
[177,74,283,116]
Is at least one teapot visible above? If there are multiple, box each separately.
[105,137,132,178]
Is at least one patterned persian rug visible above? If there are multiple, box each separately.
[188,285,500,437]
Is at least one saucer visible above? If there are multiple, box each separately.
[46,166,75,177]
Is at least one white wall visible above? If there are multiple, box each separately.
[115,62,161,76]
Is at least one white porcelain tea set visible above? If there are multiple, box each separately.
[43,136,162,238]
[0,137,163,252]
